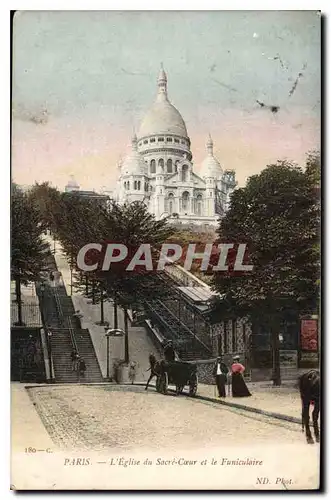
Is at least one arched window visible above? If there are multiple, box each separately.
[124,182,126,190]
[167,159,173,173]
[134,181,137,190]
[150,159,156,174]
[137,181,141,190]
[181,165,189,183]
[158,158,164,170]
[196,194,202,216]
[175,160,180,172]
[127,181,130,190]
[182,191,189,212]
[168,192,174,214]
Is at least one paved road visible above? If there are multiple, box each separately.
[28,385,315,452]
[21,385,320,490]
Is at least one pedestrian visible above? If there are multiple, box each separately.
[231,355,252,397]
[213,356,229,398]
[129,361,137,385]
[73,310,82,329]
[145,353,158,390]
[78,357,86,378]
[164,340,176,362]
[70,350,79,371]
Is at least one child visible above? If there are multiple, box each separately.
[129,361,137,385]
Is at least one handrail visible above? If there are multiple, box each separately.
[67,316,79,353]
[53,287,79,354]
[145,302,181,342]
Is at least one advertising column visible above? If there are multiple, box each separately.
[299,317,319,368]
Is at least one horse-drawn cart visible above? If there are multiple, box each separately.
[155,360,198,397]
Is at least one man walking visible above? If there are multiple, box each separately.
[78,357,86,381]
[70,350,79,371]
[145,353,157,390]
[164,340,176,362]
[213,356,229,398]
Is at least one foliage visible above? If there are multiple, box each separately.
[28,182,62,233]
[45,195,177,308]
[11,184,48,291]
[165,229,216,283]
[211,158,320,324]
[305,149,321,186]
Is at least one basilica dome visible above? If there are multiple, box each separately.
[200,135,223,179]
[138,67,188,140]
[121,135,148,176]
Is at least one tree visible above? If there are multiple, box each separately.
[86,201,176,363]
[11,184,48,325]
[211,158,320,385]
[48,197,175,364]
[305,149,321,187]
[28,182,61,234]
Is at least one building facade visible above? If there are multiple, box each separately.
[116,66,237,224]
[64,176,112,204]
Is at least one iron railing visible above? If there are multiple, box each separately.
[11,302,42,327]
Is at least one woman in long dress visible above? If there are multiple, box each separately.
[231,355,252,397]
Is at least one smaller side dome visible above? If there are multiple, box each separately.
[65,175,80,192]
[200,135,223,179]
[121,135,148,176]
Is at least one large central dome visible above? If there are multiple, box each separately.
[138,67,188,139]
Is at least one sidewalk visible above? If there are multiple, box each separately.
[11,383,56,453]
[196,383,301,421]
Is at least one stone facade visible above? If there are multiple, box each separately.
[116,67,237,225]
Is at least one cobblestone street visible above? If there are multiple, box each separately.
[11,384,320,490]
[27,384,313,452]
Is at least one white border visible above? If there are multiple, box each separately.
[2,3,328,498]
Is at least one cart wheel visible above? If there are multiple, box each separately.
[160,372,168,395]
[176,385,184,395]
[189,373,198,397]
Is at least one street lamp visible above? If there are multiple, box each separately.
[47,330,53,382]
[105,328,125,380]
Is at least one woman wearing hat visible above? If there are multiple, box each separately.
[231,355,251,397]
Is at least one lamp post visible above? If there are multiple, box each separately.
[105,328,125,380]
[47,330,53,382]
[70,264,73,297]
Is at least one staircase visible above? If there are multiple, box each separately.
[49,328,80,383]
[146,299,211,361]
[73,329,104,382]
[37,249,103,383]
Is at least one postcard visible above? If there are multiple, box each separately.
[11,10,321,490]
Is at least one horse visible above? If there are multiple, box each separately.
[298,370,320,444]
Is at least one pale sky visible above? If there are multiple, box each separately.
[12,10,321,192]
